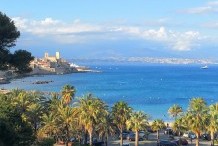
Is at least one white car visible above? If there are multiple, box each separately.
[183,132,196,139]
[122,142,130,146]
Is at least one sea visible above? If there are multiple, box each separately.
[1,62,218,121]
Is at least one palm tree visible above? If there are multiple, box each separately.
[40,113,58,137]
[126,111,149,146]
[208,103,218,146]
[168,104,183,120]
[61,84,76,105]
[151,119,166,143]
[77,94,108,146]
[172,117,187,136]
[111,101,132,146]
[184,97,208,146]
[57,102,74,146]
[97,114,116,146]
[12,91,33,122]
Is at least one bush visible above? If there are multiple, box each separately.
[37,138,55,146]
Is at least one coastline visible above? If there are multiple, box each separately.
[0,67,100,85]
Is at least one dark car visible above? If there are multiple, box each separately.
[127,133,144,141]
[172,138,188,145]
[147,126,156,133]
[164,128,173,135]
[201,133,211,141]
[119,132,129,140]
[157,140,178,146]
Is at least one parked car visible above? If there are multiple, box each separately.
[201,133,211,141]
[157,140,178,146]
[172,138,188,145]
[127,133,144,141]
[122,142,130,146]
[164,128,174,135]
[183,132,196,139]
[147,126,156,133]
[119,132,129,140]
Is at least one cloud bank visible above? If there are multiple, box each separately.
[13,17,202,51]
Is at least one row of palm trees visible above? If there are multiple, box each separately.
[1,85,150,146]
[1,85,218,146]
[168,98,218,146]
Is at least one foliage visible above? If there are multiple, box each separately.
[151,119,166,141]
[111,101,132,146]
[0,12,20,49]
[76,94,108,146]
[0,11,34,73]
[126,111,149,146]
[168,104,183,119]
[1,85,218,146]
[10,50,34,73]
[61,84,76,105]
[36,138,55,146]
[0,119,16,146]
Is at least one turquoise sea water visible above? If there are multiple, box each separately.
[1,63,218,121]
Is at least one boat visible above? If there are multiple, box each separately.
[201,65,208,69]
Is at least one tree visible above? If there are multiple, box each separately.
[10,50,34,73]
[40,113,58,138]
[0,119,17,146]
[0,93,35,146]
[97,114,116,146]
[0,12,20,70]
[77,94,108,146]
[0,12,34,73]
[168,104,183,120]
[208,103,218,146]
[61,84,76,105]
[57,103,74,146]
[151,119,165,143]
[0,12,20,49]
[184,98,208,146]
[111,101,132,146]
[126,111,149,146]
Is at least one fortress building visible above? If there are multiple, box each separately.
[30,51,76,74]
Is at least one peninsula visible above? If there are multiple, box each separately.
[0,52,92,84]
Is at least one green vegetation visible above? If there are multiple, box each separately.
[111,101,132,146]
[0,86,218,146]
[0,12,34,73]
[169,98,218,146]
[151,119,166,142]
[126,111,149,146]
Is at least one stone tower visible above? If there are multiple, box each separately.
[45,52,49,58]
[56,51,60,59]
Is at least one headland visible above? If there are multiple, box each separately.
[0,51,96,84]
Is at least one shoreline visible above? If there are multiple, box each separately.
[0,68,100,85]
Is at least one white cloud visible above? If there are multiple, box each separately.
[12,17,202,51]
[182,1,218,14]
[203,21,218,28]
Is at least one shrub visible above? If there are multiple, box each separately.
[37,138,55,146]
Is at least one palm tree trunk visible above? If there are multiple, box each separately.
[84,131,88,144]
[196,132,199,146]
[211,131,214,146]
[89,128,93,146]
[135,131,139,146]
[106,134,108,146]
[66,125,69,146]
[157,130,159,141]
[120,128,123,146]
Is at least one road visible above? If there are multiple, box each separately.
[108,131,211,146]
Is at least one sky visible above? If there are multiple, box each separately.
[1,0,218,59]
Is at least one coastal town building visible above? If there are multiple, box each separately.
[30,52,76,74]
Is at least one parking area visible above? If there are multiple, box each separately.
[108,131,211,146]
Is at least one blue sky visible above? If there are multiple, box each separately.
[1,0,218,59]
